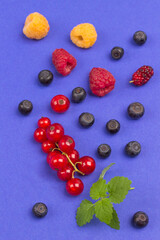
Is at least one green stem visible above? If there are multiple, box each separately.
[99,163,115,180]
[129,187,135,190]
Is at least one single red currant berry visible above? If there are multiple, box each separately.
[58,135,75,154]
[38,117,51,129]
[41,140,55,154]
[46,151,59,164]
[68,149,79,164]
[34,128,47,143]
[77,156,96,175]
[46,123,64,142]
[57,166,74,181]
[66,178,84,196]
[49,153,68,170]
[51,95,70,113]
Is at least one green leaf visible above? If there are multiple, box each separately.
[95,198,113,224]
[76,200,95,226]
[90,179,107,200]
[99,163,115,180]
[107,176,132,204]
[107,207,120,230]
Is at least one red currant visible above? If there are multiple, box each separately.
[42,140,55,153]
[46,123,64,142]
[77,156,96,175]
[34,128,47,143]
[68,149,79,164]
[51,95,70,113]
[58,135,75,154]
[46,151,59,164]
[38,117,51,129]
[49,153,68,170]
[66,178,84,196]
[57,166,74,181]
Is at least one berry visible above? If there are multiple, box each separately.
[38,70,53,85]
[131,65,154,86]
[89,68,116,97]
[66,178,84,196]
[133,31,147,45]
[125,141,141,157]
[57,166,73,181]
[132,211,149,228]
[49,153,68,170]
[32,202,48,218]
[58,135,75,154]
[46,123,64,142]
[23,12,50,40]
[18,100,33,115]
[34,128,47,143]
[46,151,59,164]
[38,117,51,129]
[72,87,86,103]
[70,23,97,48]
[128,102,145,119]
[42,140,55,153]
[79,112,95,128]
[51,95,70,113]
[106,119,120,134]
[77,156,96,175]
[52,48,77,76]
[68,149,79,164]
[111,47,124,60]
[97,144,111,158]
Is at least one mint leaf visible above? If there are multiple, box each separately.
[107,176,132,204]
[76,200,95,226]
[95,198,113,224]
[90,179,107,200]
[107,207,120,230]
[99,163,115,180]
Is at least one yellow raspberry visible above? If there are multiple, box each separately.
[23,12,50,40]
[70,23,97,49]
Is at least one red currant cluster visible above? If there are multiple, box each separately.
[34,117,96,196]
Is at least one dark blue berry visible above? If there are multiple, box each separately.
[125,141,141,157]
[38,70,53,85]
[72,87,86,103]
[133,31,147,45]
[79,112,95,128]
[98,144,111,158]
[32,203,48,218]
[128,102,144,119]
[133,211,149,228]
[111,47,124,60]
[106,119,120,134]
[18,100,33,115]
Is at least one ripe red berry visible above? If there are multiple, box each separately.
[66,178,84,196]
[34,128,47,143]
[68,149,79,164]
[51,95,70,113]
[131,65,154,86]
[46,123,64,142]
[57,166,74,181]
[77,156,96,175]
[49,153,68,170]
[38,117,51,129]
[46,151,59,164]
[58,135,75,154]
[41,140,55,153]
[52,48,77,76]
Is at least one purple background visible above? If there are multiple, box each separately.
[0,0,160,239]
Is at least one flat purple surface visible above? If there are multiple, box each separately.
[0,0,160,239]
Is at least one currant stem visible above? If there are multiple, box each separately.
[129,80,134,83]
[130,187,135,190]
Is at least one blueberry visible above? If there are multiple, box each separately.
[18,100,33,115]
[106,119,120,134]
[72,87,86,103]
[128,102,145,119]
[125,141,141,157]
[38,70,53,85]
[133,31,147,45]
[79,112,95,128]
[111,47,124,60]
[97,144,111,158]
[32,202,48,218]
[132,211,149,228]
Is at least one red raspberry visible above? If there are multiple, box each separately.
[130,65,154,86]
[89,67,116,97]
[52,48,77,76]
